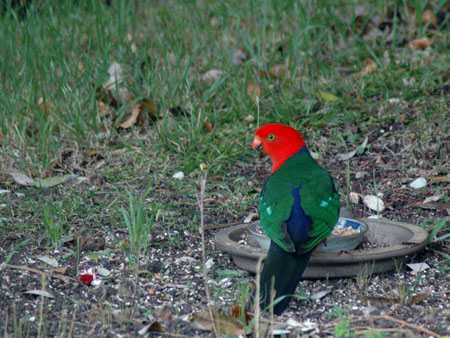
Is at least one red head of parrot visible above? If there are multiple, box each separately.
[253,123,307,173]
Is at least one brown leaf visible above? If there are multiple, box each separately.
[50,266,68,275]
[407,37,432,50]
[427,175,450,183]
[422,9,437,26]
[410,292,430,304]
[354,59,378,76]
[119,103,141,129]
[141,98,158,120]
[190,311,245,335]
[138,321,164,335]
[205,121,213,132]
[269,63,288,79]
[407,202,450,210]
[247,81,261,102]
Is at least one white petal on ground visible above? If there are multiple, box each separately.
[349,192,360,204]
[363,195,385,212]
[201,69,224,81]
[172,171,185,180]
[37,255,59,268]
[205,258,214,269]
[409,177,427,189]
[407,262,430,273]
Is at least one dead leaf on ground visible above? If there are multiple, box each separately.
[190,311,246,335]
[50,266,68,275]
[9,172,35,185]
[119,102,141,129]
[407,202,450,210]
[358,292,430,305]
[103,62,124,91]
[138,321,163,335]
[24,290,55,298]
[407,37,432,50]
[269,63,288,79]
[201,69,224,81]
[37,255,59,268]
[232,49,247,66]
[427,176,450,183]
[354,59,378,76]
[336,137,369,161]
[141,98,158,120]
[205,121,213,132]
[422,9,437,26]
[363,195,385,212]
[247,81,261,102]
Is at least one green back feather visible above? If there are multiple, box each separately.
[258,150,340,253]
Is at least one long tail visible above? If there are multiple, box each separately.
[257,241,312,315]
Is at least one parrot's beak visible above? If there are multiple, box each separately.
[252,137,263,151]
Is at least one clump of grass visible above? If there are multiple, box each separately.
[120,184,154,269]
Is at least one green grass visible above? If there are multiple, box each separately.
[1,0,448,177]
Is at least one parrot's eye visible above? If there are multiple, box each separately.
[268,134,275,141]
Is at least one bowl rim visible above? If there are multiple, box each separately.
[248,217,369,240]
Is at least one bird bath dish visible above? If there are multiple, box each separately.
[215,219,429,279]
[247,218,368,253]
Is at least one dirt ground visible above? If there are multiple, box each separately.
[1,120,449,337]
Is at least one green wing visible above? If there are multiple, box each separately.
[258,150,340,254]
[259,177,296,253]
[299,166,340,252]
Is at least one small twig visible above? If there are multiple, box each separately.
[204,221,240,231]
[349,314,443,338]
[197,173,218,336]
[254,257,263,338]
[4,264,76,283]
[68,310,76,338]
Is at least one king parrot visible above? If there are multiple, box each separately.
[252,123,340,315]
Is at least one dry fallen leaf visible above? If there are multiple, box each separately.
[190,311,245,335]
[232,49,246,66]
[205,121,213,132]
[9,172,35,185]
[103,62,124,91]
[422,9,437,26]
[358,292,430,305]
[407,37,432,50]
[427,176,450,183]
[201,69,224,81]
[355,59,378,76]
[247,81,261,102]
[119,102,141,129]
[50,266,68,275]
[24,290,55,298]
[269,63,288,79]
[141,98,158,120]
[409,177,427,189]
[336,137,369,161]
[407,202,450,210]
[138,321,163,335]
[363,195,385,212]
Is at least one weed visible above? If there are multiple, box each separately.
[120,184,154,269]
